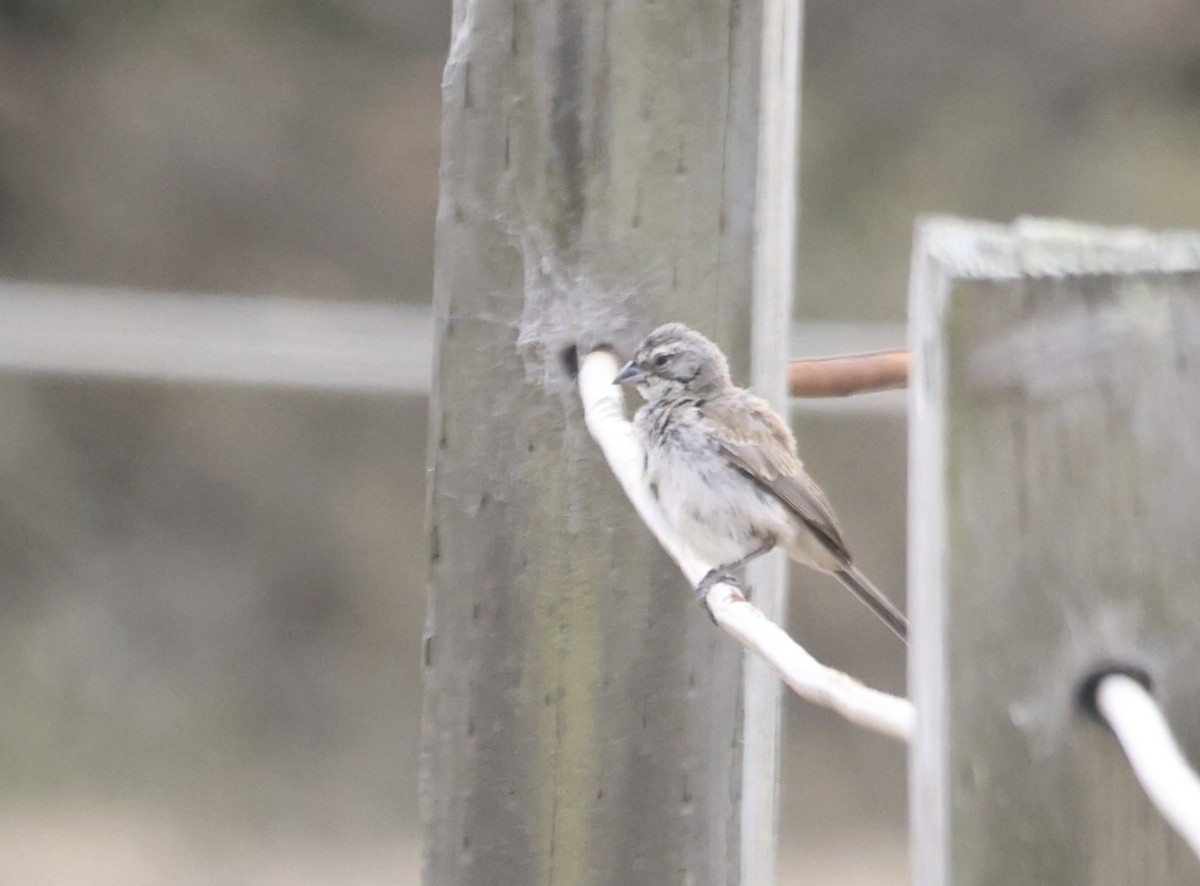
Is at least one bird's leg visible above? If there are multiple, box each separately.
[694,538,777,605]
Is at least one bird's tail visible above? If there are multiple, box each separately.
[833,565,908,644]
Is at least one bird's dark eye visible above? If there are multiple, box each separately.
[653,354,669,367]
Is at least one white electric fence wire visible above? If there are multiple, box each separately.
[578,348,913,742]
[1095,674,1200,860]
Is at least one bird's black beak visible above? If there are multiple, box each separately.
[613,361,648,385]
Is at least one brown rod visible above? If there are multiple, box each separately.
[787,350,910,397]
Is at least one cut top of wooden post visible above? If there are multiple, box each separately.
[909,216,1200,886]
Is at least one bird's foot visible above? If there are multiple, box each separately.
[695,569,741,624]
[695,567,737,600]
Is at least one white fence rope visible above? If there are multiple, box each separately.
[1095,673,1200,859]
[578,348,913,742]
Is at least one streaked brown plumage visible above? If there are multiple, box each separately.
[614,322,907,642]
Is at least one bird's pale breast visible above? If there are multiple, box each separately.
[636,399,796,566]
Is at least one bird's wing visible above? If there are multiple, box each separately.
[701,394,851,563]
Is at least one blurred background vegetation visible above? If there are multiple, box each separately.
[0,0,1196,883]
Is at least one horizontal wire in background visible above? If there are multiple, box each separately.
[0,283,432,394]
[0,283,906,411]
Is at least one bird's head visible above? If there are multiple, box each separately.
[613,322,732,401]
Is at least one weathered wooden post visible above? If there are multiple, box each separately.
[421,1,772,883]
[910,217,1200,884]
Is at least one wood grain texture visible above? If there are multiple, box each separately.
[910,217,1200,886]
[421,1,761,884]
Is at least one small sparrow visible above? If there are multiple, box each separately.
[614,322,908,642]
